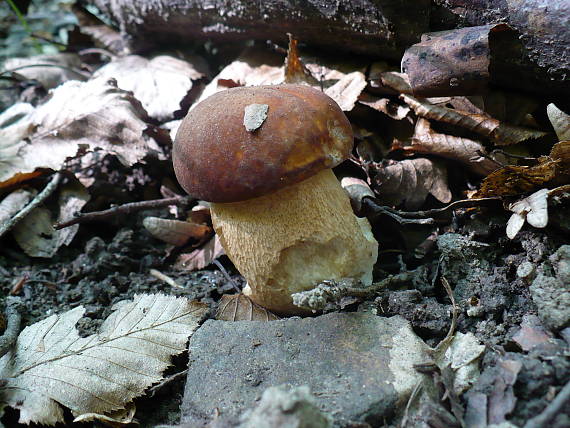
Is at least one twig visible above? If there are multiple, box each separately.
[433,277,459,358]
[9,274,29,296]
[54,196,192,230]
[78,48,116,60]
[364,197,502,221]
[147,369,188,397]
[524,380,570,428]
[0,172,63,239]
[213,259,241,293]
[0,63,90,80]
[149,269,184,289]
[0,297,24,358]
[363,199,435,225]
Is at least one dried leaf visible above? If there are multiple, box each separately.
[324,71,366,112]
[72,4,126,54]
[401,94,549,146]
[512,315,552,351]
[403,118,497,176]
[73,402,136,424]
[371,158,452,209]
[0,294,208,425]
[488,359,522,424]
[284,35,318,85]
[547,103,570,141]
[216,294,279,321]
[0,78,165,187]
[368,70,412,95]
[341,177,375,215]
[143,217,212,246]
[12,181,89,257]
[3,53,86,89]
[93,55,205,121]
[0,189,37,225]
[443,332,485,394]
[358,93,410,120]
[175,234,225,271]
[476,141,570,197]
[506,188,549,239]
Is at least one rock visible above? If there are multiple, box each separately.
[181,313,430,426]
[529,245,570,331]
[238,385,331,428]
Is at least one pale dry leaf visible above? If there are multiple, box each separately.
[73,401,136,424]
[93,55,205,121]
[143,216,212,246]
[443,332,485,395]
[11,181,89,257]
[324,71,367,112]
[506,188,549,239]
[216,294,279,321]
[175,234,225,271]
[0,294,208,425]
[0,78,165,187]
[401,94,549,145]
[488,359,522,424]
[371,158,452,209]
[358,93,410,120]
[0,189,37,225]
[405,118,497,176]
[547,103,570,141]
[4,53,86,89]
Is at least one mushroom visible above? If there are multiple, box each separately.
[173,84,378,314]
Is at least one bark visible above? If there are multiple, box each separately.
[91,0,431,60]
[91,0,569,95]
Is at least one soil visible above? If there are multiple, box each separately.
[1,185,568,426]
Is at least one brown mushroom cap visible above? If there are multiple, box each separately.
[173,84,353,203]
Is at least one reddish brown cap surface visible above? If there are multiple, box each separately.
[173,84,353,203]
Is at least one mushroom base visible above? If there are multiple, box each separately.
[210,169,378,315]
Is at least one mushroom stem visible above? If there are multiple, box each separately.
[211,169,378,315]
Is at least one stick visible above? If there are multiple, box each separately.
[54,196,192,229]
[524,380,570,428]
[149,269,183,289]
[0,297,23,358]
[0,172,63,239]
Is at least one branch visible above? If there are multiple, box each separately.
[54,196,193,230]
[0,297,24,358]
[0,172,63,239]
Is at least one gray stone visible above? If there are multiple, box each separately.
[238,385,331,428]
[181,313,429,426]
[530,245,570,331]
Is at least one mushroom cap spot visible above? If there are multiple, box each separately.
[173,84,354,203]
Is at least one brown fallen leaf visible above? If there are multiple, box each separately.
[174,234,225,271]
[401,94,549,146]
[0,78,165,188]
[400,118,498,176]
[93,55,205,121]
[476,141,570,197]
[143,217,212,246]
[370,158,452,209]
[3,53,87,89]
[283,34,319,85]
[71,4,126,55]
[512,315,552,352]
[488,359,522,424]
[216,294,279,321]
[358,93,411,121]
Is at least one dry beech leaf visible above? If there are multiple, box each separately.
[12,180,89,257]
[506,188,549,239]
[216,294,279,321]
[368,70,412,95]
[547,103,570,141]
[476,141,570,197]
[4,53,86,89]
[341,177,375,215]
[72,4,126,55]
[402,118,497,176]
[284,35,319,85]
[0,294,208,425]
[73,402,136,424]
[175,234,225,271]
[324,71,367,112]
[401,94,549,146]
[143,216,212,246]
[371,158,452,209]
[358,93,411,121]
[0,78,165,187]
[0,188,37,225]
[93,55,205,121]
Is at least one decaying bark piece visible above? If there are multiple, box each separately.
[211,169,378,315]
[91,0,430,59]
